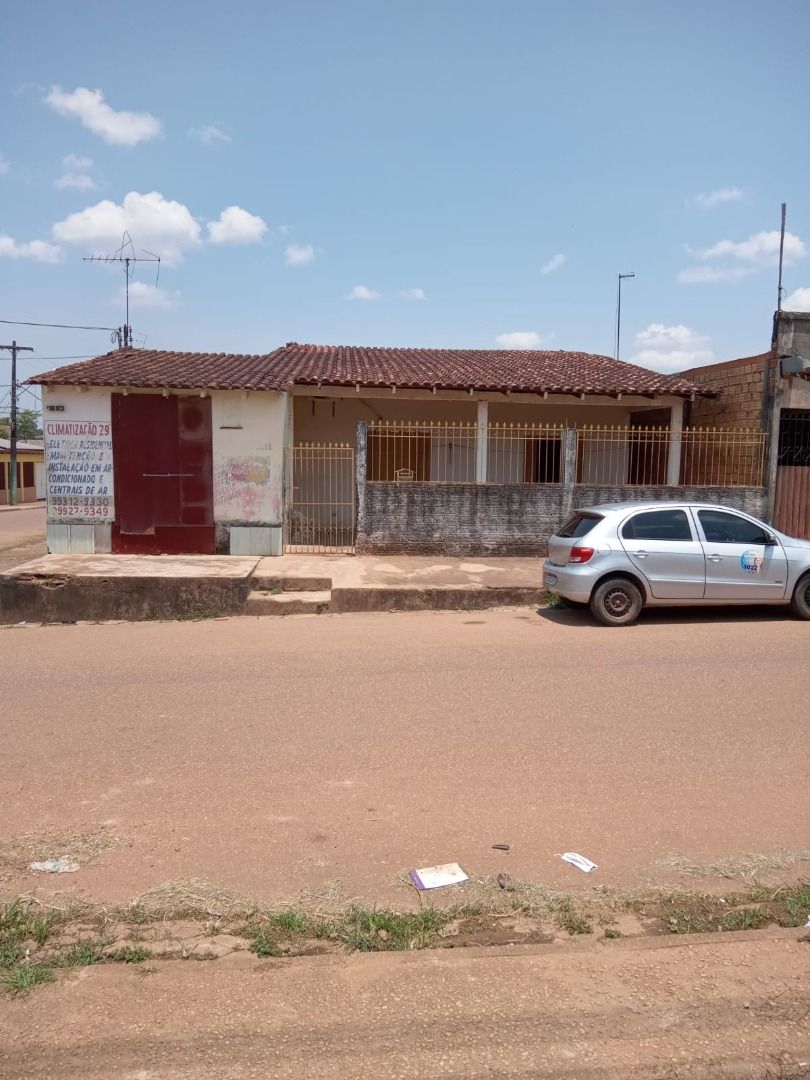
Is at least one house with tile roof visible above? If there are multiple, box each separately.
[30,343,767,557]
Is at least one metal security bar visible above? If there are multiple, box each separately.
[576,425,766,488]
[487,423,564,483]
[366,420,564,484]
[680,428,766,487]
[286,444,356,553]
[367,421,477,483]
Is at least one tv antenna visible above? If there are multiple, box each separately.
[83,232,161,347]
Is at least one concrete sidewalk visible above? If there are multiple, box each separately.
[0,553,544,622]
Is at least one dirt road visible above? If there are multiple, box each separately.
[2,931,808,1078]
[1,606,808,904]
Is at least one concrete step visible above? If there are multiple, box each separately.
[245,589,332,616]
[251,575,333,593]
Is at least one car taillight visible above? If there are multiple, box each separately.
[568,546,594,564]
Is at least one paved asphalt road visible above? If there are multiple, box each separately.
[2,932,808,1078]
[1,605,808,904]
[0,504,44,548]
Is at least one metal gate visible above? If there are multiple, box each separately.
[285,443,356,553]
[774,409,810,539]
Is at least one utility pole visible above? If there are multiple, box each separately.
[0,340,34,506]
[777,201,787,313]
[615,273,636,361]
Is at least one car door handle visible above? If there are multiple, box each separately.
[707,554,722,562]
[634,550,648,558]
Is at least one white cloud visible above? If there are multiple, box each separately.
[0,234,62,264]
[53,191,202,265]
[679,228,806,285]
[783,287,810,313]
[188,123,231,145]
[45,86,162,146]
[632,323,714,372]
[399,287,427,300]
[699,229,806,267]
[0,154,9,176]
[121,281,178,309]
[284,243,315,266]
[495,330,545,349]
[347,285,379,301]
[540,253,566,275]
[55,153,96,191]
[677,265,753,284]
[207,205,267,245]
[693,187,744,209]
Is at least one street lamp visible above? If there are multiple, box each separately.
[615,273,635,361]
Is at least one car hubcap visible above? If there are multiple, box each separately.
[604,587,632,618]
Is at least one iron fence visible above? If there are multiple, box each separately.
[366,420,564,484]
[286,443,356,553]
[576,425,766,488]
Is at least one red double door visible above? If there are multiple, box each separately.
[111,393,215,554]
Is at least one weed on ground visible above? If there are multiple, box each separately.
[1,877,808,996]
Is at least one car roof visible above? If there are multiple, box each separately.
[573,502,748,516]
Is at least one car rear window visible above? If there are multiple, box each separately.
[556,512,603,539]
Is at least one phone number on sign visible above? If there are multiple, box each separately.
[52,504,112,518]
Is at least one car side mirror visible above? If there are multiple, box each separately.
[764,534,777,547]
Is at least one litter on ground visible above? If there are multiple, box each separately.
[559,851,598,873]
[30,857,80,874]
[409,862,469,890]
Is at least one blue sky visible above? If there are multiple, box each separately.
[2,0,809,403]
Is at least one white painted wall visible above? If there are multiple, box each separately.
[211,390,287,525]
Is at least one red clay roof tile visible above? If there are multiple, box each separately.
[30,343,712,398]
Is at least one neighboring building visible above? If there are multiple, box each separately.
[30,343,767,556]
[0,438,45,505]
[682,310,810,539]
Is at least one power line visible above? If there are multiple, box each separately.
[0,318,119,332]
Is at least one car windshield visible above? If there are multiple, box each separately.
[556,512,603,539]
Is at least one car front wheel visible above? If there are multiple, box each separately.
[590,578,643,627]
[790,575,810,620]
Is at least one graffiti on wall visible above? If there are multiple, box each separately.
[214,455,279,521]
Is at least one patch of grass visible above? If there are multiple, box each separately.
[106,945,152,964]
[336,906,452,952]
[550,896,593,936]
[0,942,25,968]
[1,964,55,996]
[603,927,621,939]
[269,909,309,934]
[55,940,107,968]
[718,906,771,932]
[311,920,336,940]
[543,592,567,609]
[249,934,282,958]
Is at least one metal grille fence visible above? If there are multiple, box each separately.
[366,420,564,484]
[576,426,766,488]
[286,444,355,553]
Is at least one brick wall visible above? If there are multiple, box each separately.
[357,482,565,555]
[681,353,773,429]
[572,485,767,518]
[357,482,768,555]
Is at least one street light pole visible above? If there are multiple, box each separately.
[615,273,636,361]
[0,340,34,506]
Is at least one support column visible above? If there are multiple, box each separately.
[666,399,684,486]
[476,400,488,483]
[355,421,368,547]
[561,427,577,520]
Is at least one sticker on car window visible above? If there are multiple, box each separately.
[740,549,764,574]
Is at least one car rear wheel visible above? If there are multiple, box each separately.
[590,578,643,627]
[790,575,810,620]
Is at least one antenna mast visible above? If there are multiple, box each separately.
[83,232,160,347]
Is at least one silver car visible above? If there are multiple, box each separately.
[542,502,810,627]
